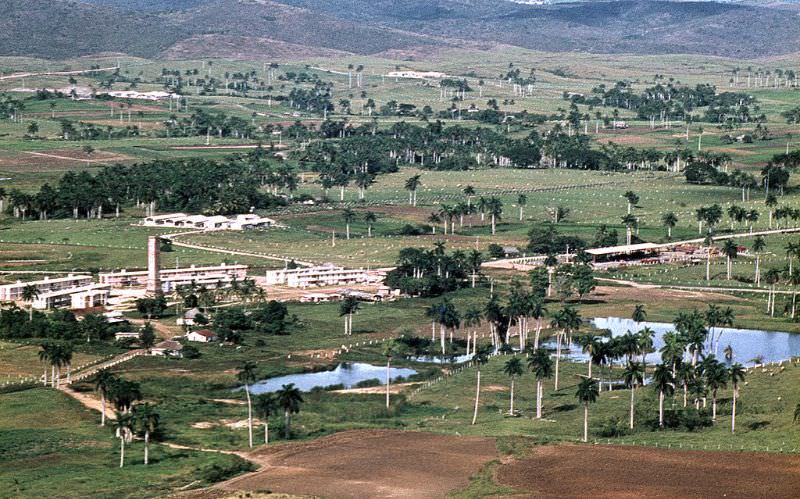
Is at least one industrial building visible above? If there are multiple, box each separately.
[0,274,93,302]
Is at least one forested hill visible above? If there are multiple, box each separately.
[3,0,800,59]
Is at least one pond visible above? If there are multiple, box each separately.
[543,317,800,367]
[246,362,418,394]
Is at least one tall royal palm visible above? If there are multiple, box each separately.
[94,369,118,426]
[237,361,257,448]
[471,345,491,425]
[527,348,553,419]
[21,284,40,321]
[551,306,581,390]
[729,363,746,433]
[135,403,160,465]
[276,383,303,438]
[404,174,421,206]
[383,339,407,409]
[575,378,599,442]
[503,357,524,415]
[652,364,675,428]
[342,208,356,240]
[339,297,360,336]
[623,361,645,429]
[254,393,276,444]
[113,412,134,468]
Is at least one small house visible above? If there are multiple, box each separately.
[186,329,218,343]
[152,340,184,357]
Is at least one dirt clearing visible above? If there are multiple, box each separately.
[216,429,497,498]
[496,444,800,498]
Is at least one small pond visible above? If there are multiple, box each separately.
[541,317,800,367]
[246,362,417,394]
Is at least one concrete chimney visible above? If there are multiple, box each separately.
[146,236,161,294]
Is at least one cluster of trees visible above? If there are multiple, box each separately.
[0,306,117,341]
[92,370,163,467]
[209,300,295,344]
[0,93,24,121]
[385,242,483,297]
[569,81,760,125]
[5,157,290,220]
[686,158,790,198]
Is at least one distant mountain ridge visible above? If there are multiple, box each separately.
[2,0,800,59]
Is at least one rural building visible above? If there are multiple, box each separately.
[151,340,184,357]
[114,331,140,341]
[177,307,203,326]
[99,263,248,292]
[142,213,281,231]
[265,264,385,288]
[0,274,93,302]
[186,329,217,343]
[386,71,447,79]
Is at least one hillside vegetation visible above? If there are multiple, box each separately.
[3,0,800,60]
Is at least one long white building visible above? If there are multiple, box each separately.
[99,264,248,292]
[142,213,281,231]
[0,274,93,302]
[265,264,384,289]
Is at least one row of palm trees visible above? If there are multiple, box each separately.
[113,404,160,467]
[38,341,74,387]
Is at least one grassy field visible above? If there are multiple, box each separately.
[0,388,252,498]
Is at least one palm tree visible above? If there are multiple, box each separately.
[135,403,160,465]
[276,383,303,438]
[463,185,475,208]
[576,334,603,378]
[471,345,491,425]
[794,403,800,424]
[21,284,40,321]
[503,357,524,415]
[729,363,746,433]
[722,239,738,280]
[527,348,553,419]
[703,356,728,422]
[575,378,599,442]
[342,208,356,239]
[427,213,441,234]
[405,174,422,206]
[661,211,678,239]
[621,214,637,246]
[752,236,766,285]
[462,307,483,355]
[254,393,276,444]
[364,211,377,237]
[488,197,503,235]
[114,412,134,468]
[382,339,407,409]
[517,194,527,221]
[623,191,639,214]
[637,327,655,376]
[632,303,647,324]
[38,343,50,386]
[94,370,118,426]
[652,364,675,428]
[551,306,581,390]
[339,297,360,336]
[623,361,645,429]
[237,361,257,448]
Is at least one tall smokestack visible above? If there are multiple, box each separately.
[146,236,161,294]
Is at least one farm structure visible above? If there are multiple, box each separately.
[142,213,281,231]
[99,263,249,292]
[265,264,386,288]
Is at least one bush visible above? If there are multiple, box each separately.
[598,416,629,437]
[198,457,255,483]
[354,378,381,388]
